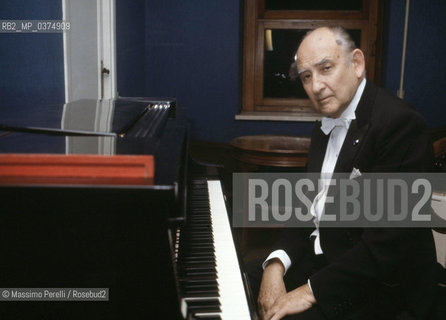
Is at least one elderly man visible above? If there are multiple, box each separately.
[252,26,439,319]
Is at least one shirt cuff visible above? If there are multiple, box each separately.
[262,250,292,275]
[307,279,314,294]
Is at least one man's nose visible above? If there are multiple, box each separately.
[311,74,325,94]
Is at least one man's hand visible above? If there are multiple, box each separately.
[258,259,286,319]
[264,283,316,320]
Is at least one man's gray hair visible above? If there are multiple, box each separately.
[290,26,358,80]
[301,26,357,53]
[328,26,357,54]
[300,26,357,63]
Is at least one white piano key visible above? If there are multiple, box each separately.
[207,180,251,319]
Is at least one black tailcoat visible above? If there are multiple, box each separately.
[274,81,438,319]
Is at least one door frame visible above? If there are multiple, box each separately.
[62,0,117,102]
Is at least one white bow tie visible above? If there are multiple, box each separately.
[320,117,351,135]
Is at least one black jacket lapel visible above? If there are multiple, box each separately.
[333,120,369,173]
[333,80,377,173]
[307,121,329,173]
[307,80,378,174]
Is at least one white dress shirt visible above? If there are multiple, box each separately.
[263,78,366,274]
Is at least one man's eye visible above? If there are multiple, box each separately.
[301,74,311,82]
[323,65,332,71]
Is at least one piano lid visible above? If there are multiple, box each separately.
[0,98,186,191]
[0,98,169,136]
[0,98,176,155]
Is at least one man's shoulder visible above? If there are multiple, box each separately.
[366,82,426,128]
[371,84,414,114]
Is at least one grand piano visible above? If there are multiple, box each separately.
[0,99,254,319]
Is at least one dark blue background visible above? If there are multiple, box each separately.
[1,0,445,142]
[0,0,64,109]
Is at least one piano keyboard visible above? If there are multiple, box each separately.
[176,179,251,319]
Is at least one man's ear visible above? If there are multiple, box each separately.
[352,49,365,78]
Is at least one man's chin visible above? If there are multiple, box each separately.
[317,104,347,118]
[319,107,340,118]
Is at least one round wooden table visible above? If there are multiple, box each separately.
[230,134,310,168]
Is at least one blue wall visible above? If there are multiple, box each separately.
[382,0,446,128]
[1,1,445,141]
[116,0,146,97]
[143,0,446,142]
[143,0,314,142]
[0,1,65,111]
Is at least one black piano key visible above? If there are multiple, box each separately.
[180,245,214,252]
[188,305,221,313]
[178,275,217,282]
[180,251,214,258]
[182,291,219,299]
[181,282,218,291]
[182,288,219,296]
[182,270,217,277]
[180,280,218,288]
[180,278,218,285]
[178,255,215,262]
[178,264,216,271]
[193,316,222,320]
[185,298,221,315]
[181,262,216,269]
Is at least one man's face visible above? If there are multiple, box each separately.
[296,28,361,118]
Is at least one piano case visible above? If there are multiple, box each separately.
[0,98,187,319]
